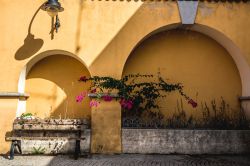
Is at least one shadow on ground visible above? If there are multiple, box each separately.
[1,154,250,166]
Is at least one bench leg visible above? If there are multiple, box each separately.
[9,141,15,160]
[74,140,81,160]
[16,141,22,154]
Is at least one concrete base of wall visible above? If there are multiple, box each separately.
[122,129,250,154]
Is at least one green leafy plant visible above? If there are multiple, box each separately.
[200,98,249,129]
[21,113,33,118]
[32,146,46,154]
[167,100,195,128]
[77,74,249,129]
[122,98,249,129]
[77,74,197,117]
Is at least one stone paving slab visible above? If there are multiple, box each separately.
[0,154,250,166]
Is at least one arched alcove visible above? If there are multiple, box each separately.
[16,50,91,119]
[122,29,242,117]
[119,23,250,96]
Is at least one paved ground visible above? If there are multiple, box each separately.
[0,154,250,166]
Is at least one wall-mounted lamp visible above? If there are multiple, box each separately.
[41,0,64,34]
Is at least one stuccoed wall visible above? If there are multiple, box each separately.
[1,1,250,154]
[123,29,241,118]
[122,129,250,154]
[91,101,121,153]
[0,0,142,153]
[26,55,91,119]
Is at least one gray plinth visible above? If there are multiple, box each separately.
[122,129,250,154]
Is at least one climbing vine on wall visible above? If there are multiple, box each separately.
[76,73,197,117]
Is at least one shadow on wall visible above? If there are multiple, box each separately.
[75,0,85,54]
[25,54,91,119]
[15,4,44,60]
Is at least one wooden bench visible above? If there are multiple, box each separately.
[5,119,90,160]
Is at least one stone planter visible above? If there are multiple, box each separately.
[12,119,91,154]
[14,118,90,130]
[14,118,89,131]
[122,129,250,154]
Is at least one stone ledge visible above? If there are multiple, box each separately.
[0,92,29,99]
[88,93,120,98]
[239,96,250,101]
[122,129,250,154]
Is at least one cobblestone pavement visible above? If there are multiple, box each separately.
[0,154,250,166]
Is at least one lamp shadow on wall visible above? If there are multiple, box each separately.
[15,4,44,60]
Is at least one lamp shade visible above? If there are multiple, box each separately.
[41,0,64,17]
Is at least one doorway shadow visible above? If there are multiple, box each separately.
[15,4,44,60]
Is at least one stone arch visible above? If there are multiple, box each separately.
[16,50,91,117]
[123,27,242,116]
[121,23,250,97]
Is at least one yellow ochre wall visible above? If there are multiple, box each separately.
[1,0,250,154]
[123,29,242,117]
[26,55,91,119]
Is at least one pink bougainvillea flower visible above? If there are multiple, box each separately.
[120,98,133,110]
[103,95,113,102]
[90,100,99,107]
[126,100,133,110]
[76,94,84,103]
[188,99,198,108]
[91,88,97,93]
[120,98,126,107]
[78,76,88,82]
[76,92,87,103]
